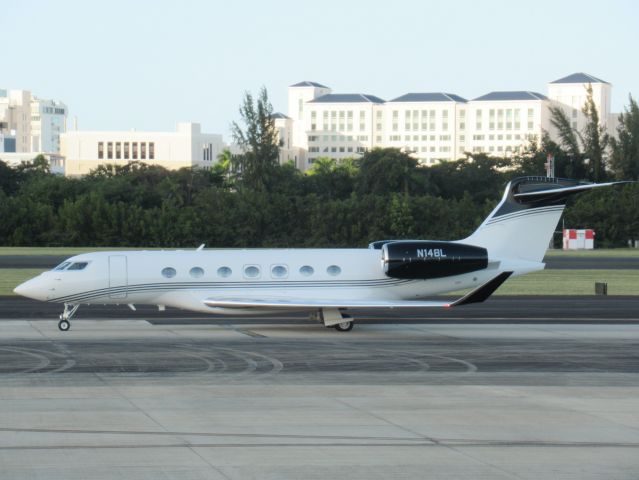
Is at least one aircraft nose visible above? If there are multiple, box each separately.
[14,278,46,301]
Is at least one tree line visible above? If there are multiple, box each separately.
[0,86,637,248]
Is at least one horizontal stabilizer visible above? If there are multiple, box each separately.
[513,181,632,203]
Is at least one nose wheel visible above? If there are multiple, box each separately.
[58,304,79,332]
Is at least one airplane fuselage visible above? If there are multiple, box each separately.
[18,248,505,314]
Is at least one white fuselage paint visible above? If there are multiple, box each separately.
[16,248,528,315]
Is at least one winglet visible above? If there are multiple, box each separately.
[451,271,513,306]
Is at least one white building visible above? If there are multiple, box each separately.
[0,88,67,154]
[465,91,550,156]
[0,152,65,175]
[278,73,616,170]
[60,122,225,176]
[31,98,67,153]
[384,93,467,165]
[547,72,613,134]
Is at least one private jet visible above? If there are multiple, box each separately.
[14,176,627,332]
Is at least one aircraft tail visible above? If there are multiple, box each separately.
[462,176,628,263]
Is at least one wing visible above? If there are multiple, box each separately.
[204,272,513,310]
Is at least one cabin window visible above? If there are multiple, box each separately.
[217,266,232,278]
[53,262,71,271]
[161,267,177,278]
[67,262,89,271]
[243,265,260,278]
[271,265,288,278]
[299,265,314,276]
[190,267,204,278]
[326,265,341,276]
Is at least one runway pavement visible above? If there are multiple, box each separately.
[1,289,638,478]
[0,319,638,479]
[2,253,639,269]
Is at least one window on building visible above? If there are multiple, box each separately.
[115,143,121,159]
[132,143,138,159]
[149,142,154,160]
[141,142,146,160]
[98,142,104,159]
[124,142,130,159]
[107,142,113,159]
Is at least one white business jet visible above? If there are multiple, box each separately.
[14,176,625,332]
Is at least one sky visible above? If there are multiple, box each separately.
[2,0,637,140]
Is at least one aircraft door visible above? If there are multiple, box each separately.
[108,255,128,299]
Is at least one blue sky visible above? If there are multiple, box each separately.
[2,0,637,139]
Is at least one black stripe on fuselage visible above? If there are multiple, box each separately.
[51,278,414,303]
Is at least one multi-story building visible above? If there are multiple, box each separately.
[278,73,616,170]
[385,93,467,165]
[0,88,67,154]
[30,98,67,153]
[547,72,613,133]
[60,122,225,176]
[465,91,550,156]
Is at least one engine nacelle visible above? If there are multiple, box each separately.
[382,240,488,279]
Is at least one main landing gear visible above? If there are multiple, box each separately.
[311,308,355,332]
[58,303,79,331]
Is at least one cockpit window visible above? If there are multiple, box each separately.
[53,262,71,271]
[67,262,89,271]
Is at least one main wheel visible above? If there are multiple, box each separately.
[58,319,70,332]
[334,320,354,332]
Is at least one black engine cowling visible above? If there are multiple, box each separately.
[382,240,488,279]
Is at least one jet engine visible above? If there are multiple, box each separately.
[381,240,488,279]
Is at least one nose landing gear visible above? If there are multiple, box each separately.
[58,304,79,331]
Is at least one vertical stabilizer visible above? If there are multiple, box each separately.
[463,177,627,263]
